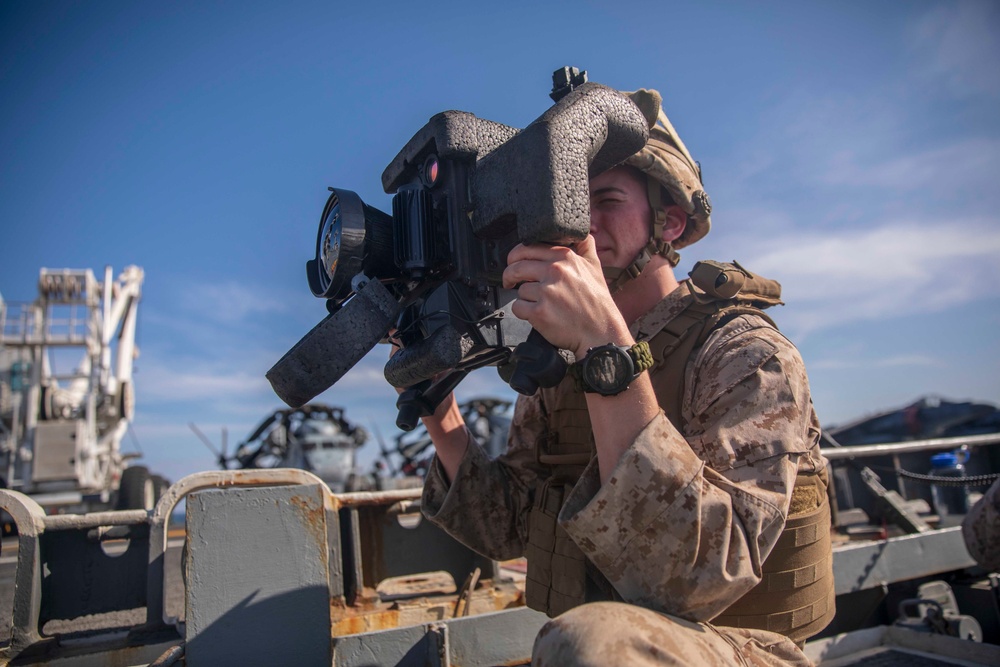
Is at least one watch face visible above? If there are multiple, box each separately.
[583,347,634,395]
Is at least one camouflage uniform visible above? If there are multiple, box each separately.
[532,602,811,667]
[422,281,826,665]
[962,477,1000,572]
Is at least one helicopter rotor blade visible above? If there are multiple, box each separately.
[370,422,399,476]
[189,422,221,457]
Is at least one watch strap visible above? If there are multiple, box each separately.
[631,340,654,373]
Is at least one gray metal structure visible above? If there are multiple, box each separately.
[0,435,998,665]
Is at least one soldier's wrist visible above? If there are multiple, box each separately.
[573,328,634,361]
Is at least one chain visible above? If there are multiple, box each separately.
[867,464,1000,487]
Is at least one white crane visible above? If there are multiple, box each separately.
[0,265,164,512]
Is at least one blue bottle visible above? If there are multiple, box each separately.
[929,451,970,523]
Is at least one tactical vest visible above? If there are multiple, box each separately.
[524,261,836,643]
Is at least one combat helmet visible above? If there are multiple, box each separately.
[604,89,712,290]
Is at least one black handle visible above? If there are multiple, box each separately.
[505,329,568,396]
[394,370,469,432]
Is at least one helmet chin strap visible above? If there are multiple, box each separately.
[602,175,681,292]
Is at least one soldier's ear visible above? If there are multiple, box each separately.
[660,204,687,243]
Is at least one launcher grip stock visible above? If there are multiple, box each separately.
[266,277,401,408]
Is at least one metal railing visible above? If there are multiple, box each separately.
[0,301,95,346]
[821,432,1000,461]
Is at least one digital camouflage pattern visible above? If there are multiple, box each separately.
[532,602,812,667]
[421,281,825,663]
[962,477,1000,572]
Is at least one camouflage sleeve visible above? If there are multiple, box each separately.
[962,477,1000,572]
[559,316,819,621]
[421,392,548,561]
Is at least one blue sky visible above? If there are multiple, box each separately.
[2,0,998,483]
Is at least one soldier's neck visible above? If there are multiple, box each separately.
[613,256,680,326]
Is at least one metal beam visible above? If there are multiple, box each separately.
[332,607,548,667]
[832,527,976,596]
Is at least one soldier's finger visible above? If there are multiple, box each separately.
[572,235,599,262]
[515,281,542,304]
[506,242,574,265]
[503,258,547,289]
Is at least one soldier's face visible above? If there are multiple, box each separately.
[588,166,652,270]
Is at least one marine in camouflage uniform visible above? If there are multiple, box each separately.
[409,88,833,666]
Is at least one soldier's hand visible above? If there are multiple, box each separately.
[503,235,630,360]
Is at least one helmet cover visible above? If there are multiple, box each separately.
[623,89,711,250]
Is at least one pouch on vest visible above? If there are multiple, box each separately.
[712,469,836,643]
[689,260,783,307]
[525,479,588,617]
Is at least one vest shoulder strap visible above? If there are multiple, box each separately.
[652,260,783,363]
[648,261,783,426]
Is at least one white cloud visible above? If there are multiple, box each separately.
[738,217,1000,337]
[720,92,1000,219]
[821,138,1000,195]
[715,34,1000,226]
[720,90,903,193]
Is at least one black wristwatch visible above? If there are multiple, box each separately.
[569,341,653,396]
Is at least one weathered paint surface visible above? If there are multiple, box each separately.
[331,582,524,636]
